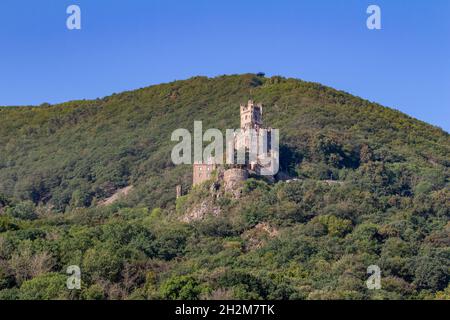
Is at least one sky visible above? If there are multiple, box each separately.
[0,0,449,132]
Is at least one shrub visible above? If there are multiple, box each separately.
[160,275,201,300]
[8,201,37,220]
[19,273,68,300]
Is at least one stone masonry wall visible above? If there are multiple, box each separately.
[223,168,248,197]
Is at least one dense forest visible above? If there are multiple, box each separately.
[0,74,448,299]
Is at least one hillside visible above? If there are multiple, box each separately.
[0,74,449,300]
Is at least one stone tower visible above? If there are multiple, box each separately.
[176,185,183,198]
[192,157,217,186]
[240,100,263,130]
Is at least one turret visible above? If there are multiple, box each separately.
[240,100,263,130]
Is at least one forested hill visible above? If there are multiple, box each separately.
[0,74,448,211]
[0,74,449,300]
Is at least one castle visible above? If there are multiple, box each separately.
[192,157,217,186]
[192,100,275,191]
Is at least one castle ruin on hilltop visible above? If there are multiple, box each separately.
[191,100,275,195]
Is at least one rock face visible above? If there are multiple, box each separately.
[181,198,221,223]
[241,222,279,251]
[180,168,249,222]
[98,186,133,206]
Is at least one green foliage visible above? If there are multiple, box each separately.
[7,201,37,220]
[316,215,353,237]
[0,74,447,212]
[152,226,188,260]
[175,195,189,215]
[82,246,123,282]
[0,288,20,300]
[160,275,202,300]
[193,217,236,238]
[0,74,448,300]
[82,284,105,300]
[149,208,162,220]
[0,216,19,232]
[0,194,10,208]
[413,249,450,291]
[19,273,68,300]
[243,178,270,194]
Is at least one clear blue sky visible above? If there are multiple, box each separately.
[1,0,449,131]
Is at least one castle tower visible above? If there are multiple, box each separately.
[190,101,273,191]
[240,100,263,130]
[192,156,217,186]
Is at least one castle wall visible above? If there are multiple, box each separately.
[176,185,183,198]
[223,168,248,196]
[193,163,216,186]
[191,101,272,190]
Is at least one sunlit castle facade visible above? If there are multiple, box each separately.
[234,100,275,174]
[192,100,277,186]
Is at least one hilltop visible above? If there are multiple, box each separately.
[0,74,448,210]
[0,74,448,300]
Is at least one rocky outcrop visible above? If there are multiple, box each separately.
[98,186,133,206]
[241,222,279,251]
[181,198,221,223]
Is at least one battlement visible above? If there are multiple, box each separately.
[240,100,263,130]
[190,101,273,189]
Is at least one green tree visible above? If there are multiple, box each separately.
[8,201,37,220]
[160,275,201,300]
[19,273,68,300]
